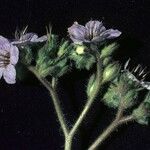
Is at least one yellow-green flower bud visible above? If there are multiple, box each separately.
[102,62,120,83]
[86,74,96,97]
[75,45,85,54]
[103,57,112,66]
[100,43,118,58]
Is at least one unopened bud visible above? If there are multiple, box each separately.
[103,57,112,66]
[132,91,150,125]
[75,45,85,54]
[102,62,120,83]
[57,41,69,57]
[100,43,118,58]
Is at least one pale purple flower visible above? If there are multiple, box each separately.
[123,59,150,90]
[11,32,47,45]
[68,20,121,44]
[0,36,19,84]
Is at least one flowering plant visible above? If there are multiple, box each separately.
[0,20,150,150]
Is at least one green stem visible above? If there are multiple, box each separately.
[88,94,134,150]
[65,52,103,150]
[28,66,69,137]
[88,115,134,150]
[49,85,69,137]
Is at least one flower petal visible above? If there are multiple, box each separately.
[0,36,9,45]
[3,64,16,84]
[92,36,106,43]
[10,45,19,65]
[101,29,122,39]
[0,36,11,55]
[20,33,38,42]
[85,20,105,37]
[31,35,48,42]
[68,22,87,44]
[11,33,47,45]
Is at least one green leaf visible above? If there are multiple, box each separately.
[70,52,96,70]
[35,35,73,77]
[102,62,121,83]
[133,91,150,125]
[103,74,138,109]
[20,46,33,66]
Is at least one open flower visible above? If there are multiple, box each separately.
[11,27,47,45]
[0,36,19,84]
[11,33,47,45]
[68,20,121,44]
[123,59,150,90]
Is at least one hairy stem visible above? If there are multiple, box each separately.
[65,51,103,150]
[28,66,69,137]
[115,100,124,120]
[88,115,134,150]
[88,94,134,150]
[49,84,69,137]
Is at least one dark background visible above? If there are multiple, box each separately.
[0,0,150,150]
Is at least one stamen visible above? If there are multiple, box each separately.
[0,53,10,58]
[0,52,10,67]
[0,57,10,61]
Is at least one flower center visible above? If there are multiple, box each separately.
[0,52,10,68]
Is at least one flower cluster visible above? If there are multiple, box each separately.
[1,20,150,150]
[0,29,47,84]
[1,20,149,90]
[0,20,122,84]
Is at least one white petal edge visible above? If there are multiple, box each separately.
[10,45,19,65]
[32,35,48,42]
[3,64,16,84]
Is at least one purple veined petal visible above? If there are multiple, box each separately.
[68,20,122,44]
[70,35,90,44]
[3,64,16,84]
[10,45,19,65]
[69,36,83,44]
[20,33,38,41]
[99,26,106,33]
[0,67,4,79]
[11,33,38,45]
[0,36,11,54]
[11,33,47,45]
[0,43,11,56]
[92,35,106,43]
[101,29,122,39]
[68,22,87,44]
[85,20,104,37]
[11,34,35,45]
